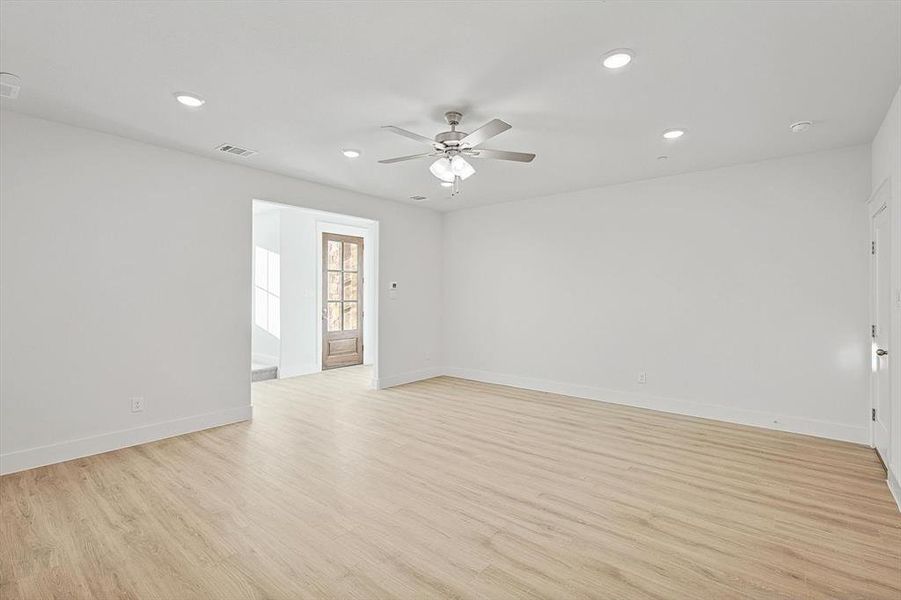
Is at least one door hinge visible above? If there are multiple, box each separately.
[872,408,877,422]
[872,324,877,339]
[871,241,876,255]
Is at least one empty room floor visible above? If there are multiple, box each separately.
[1,368,899,599]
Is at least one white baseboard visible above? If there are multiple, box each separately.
[888,468,901,513]
[0,405,252,475]
[443,367,868,445]
[374,367,444,390]
[4,368,871,476]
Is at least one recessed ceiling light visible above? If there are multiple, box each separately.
[662,128,685,140]
[657,155,669,160]
[342,149,362,158]
[174,92,205,108]
[440,181,454,188]
[789,121,813,133]
[602,49,634,69]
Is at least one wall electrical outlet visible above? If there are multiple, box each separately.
[637,372,647,384]
[131,397,144,413]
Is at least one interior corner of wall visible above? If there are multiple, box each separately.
[887,466,901,513]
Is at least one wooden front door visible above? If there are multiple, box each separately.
[322,233,364,369]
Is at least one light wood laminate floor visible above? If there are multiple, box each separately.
[2,367,899,599]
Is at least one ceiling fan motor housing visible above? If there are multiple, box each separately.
[435,130,465,148]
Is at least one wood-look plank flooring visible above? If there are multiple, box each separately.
[2,366,899,599]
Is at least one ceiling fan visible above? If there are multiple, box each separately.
[379,111,536,195]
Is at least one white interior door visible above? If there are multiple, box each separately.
[871,200,891,464]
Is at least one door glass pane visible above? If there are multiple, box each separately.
[343,302,357,331]
[328,272,341,301]
[327,240,341,270]
[327,302,342,332]
[343,272,358,301]
[343,242,358,271]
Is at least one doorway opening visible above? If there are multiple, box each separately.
[251,200,378,384]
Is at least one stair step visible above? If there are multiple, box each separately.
[252,366,278,382]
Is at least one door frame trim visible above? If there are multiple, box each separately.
[867,177,892,452]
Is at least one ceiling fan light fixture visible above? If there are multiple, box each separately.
[450,156,475,180]
[430,156,474,182]
[429,158,456,182]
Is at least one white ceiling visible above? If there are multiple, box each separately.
[1,1,899,211]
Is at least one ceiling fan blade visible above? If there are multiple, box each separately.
[378,152,436,164]
[382,126,440,147]
[459,119,512,148]
[465,148,536,162]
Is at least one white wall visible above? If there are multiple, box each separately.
[443,145,872,443]
[871,85,901,505]
[0,110,443,474]
[251,208,281,365]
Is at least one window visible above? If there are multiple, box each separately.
[254,246,280,338]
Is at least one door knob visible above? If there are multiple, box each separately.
[876,348,888,356]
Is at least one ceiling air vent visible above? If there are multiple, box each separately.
[410,195,428,202]
[215,143,257,158]
[0,73,22,100]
